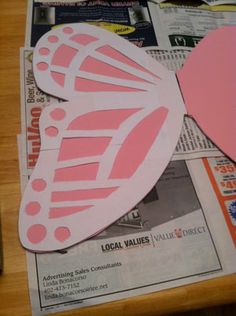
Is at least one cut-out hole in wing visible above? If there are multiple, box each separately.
[58,137,112,161]
[80,56,150,82]
[96,45,160,79]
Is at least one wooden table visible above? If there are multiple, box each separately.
[0,1,236,315]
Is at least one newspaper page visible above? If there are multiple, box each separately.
[149,1,236,49]
[205,0,236,5]
[156,0,236,7]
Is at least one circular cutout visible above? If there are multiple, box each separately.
[39,47,50,56]
[50,108,66,121]
[31,179,47,192]
[37,62,48,71]
[54,227,71,242]
[25,201,41,215]
[48,35,59,43]
[27,224,47,244]
[63,27,73,34]
[45,126,58,137]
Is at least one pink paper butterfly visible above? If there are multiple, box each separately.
[19,24,236,252]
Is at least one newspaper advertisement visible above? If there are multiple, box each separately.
[26,157,236,315]
[149,1,236,49]
[25,0,158,48]
[156,0,236,7]
[203,0,236,5]
[35,0,236,6]
[186,157,236,268]
[19,1,236,315]
[201,157,236,247]
[20,49,59,178]
[205,0,236,5]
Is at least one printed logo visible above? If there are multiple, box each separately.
[153,226,207,243]
[101,236,151,252]
[174,228,183,238]
[229,200,236,225]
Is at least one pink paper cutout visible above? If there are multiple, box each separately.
[80,56,148,82]
[96,45,160,79]
[51,44,78,67]
[63,27,73,34]
[50,108,66,120]
[58,137,111,161]
[31,178,47,191]
[27,224,47,244]
[54,163,99,181]
[178,26,236,161]
[74,76,144,92]
[54,227,71,242]
[51,71,65,87]
[49,205,92,219]
[45,126,58,137]
[20,24,235,252]
[109,107,168,179]
[37,62,48,71]
[51,187,118,202]
[48,35,59,43]
[67,108,140,130]
[70,34,98,45]
[39,47,50,56]
[25,202,41,216]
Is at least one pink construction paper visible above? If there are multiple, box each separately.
[178,26,236,162]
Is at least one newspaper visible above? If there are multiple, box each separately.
[149,1,236,49]
[19,1,236,315]
[35,0,236,6]
[204,0,236,5]
[156,0,236,6]
[26,157,236,315]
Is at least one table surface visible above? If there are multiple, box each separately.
[0,1,236,315]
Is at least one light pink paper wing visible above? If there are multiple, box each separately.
[33,23,171,99]
[178,26,236,162]
[21,23,186,252]
[19,91,185,252]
